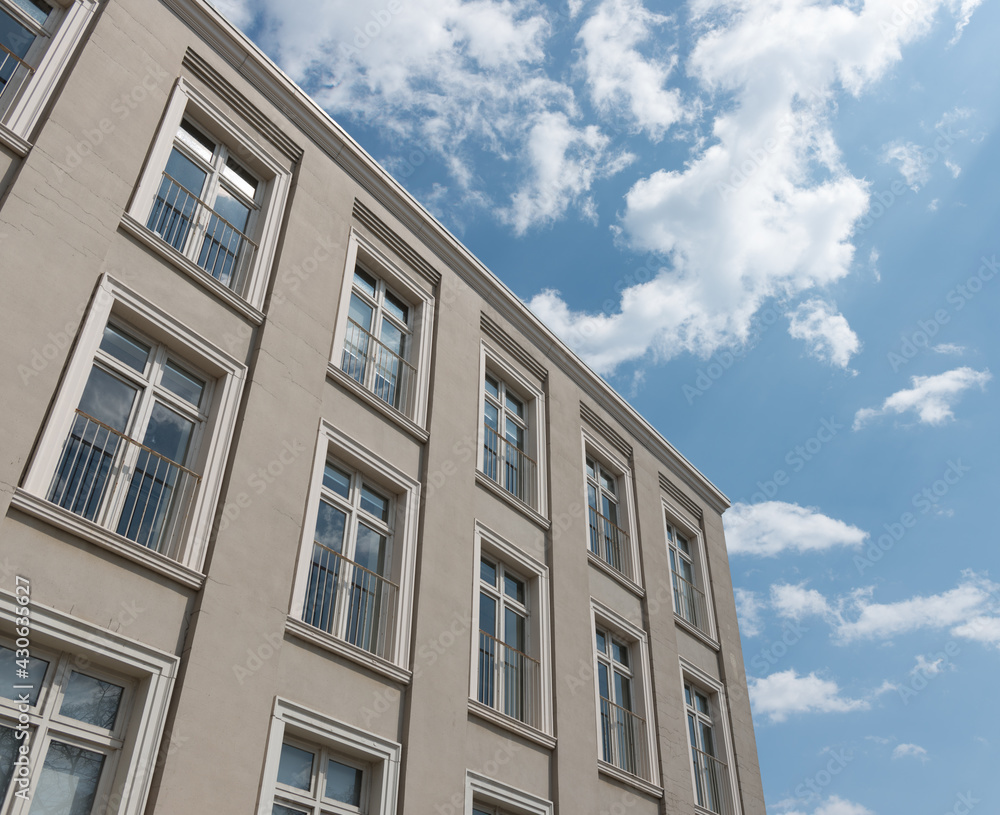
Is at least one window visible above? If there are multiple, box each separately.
[288,423,420,676]
[16,276,246,577]
[585,456,634,581]
[465,771,553,815]
[340,266,414,416]
[482,373,539,508]
[272,738,369,815]
[125,80,293,312]
[330,231,434,429]
[0,0,97,141]
[469,524,553,741]
[299,461,397,660]
[0,596,178,815]
[685,682,734,815]
[259,699,400,815]
[0,642,132,813]
[45,321,208,559]
[666,514,713,636]
[591,602,658,788]
[145,118,262,296]
[476,557,537,727]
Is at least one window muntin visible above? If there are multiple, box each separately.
[146,118,263,296]
[594,627,650,781]
[273,738,369,815]
[477,556,539,727]
[0,642,133,815]
[586,457,632,578]
[340,266,415,414]
[45,320,209,558]
[685,683,732,815]
[482,373,536,508]
[667,521,709,633]
[301,462,399,660]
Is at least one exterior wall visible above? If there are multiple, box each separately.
[0,0,766,814]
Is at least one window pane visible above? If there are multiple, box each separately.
[353,268,377,298]
[503,608,525,652]
[0,725,19,800]
[615,671,633,711]
[142,402,194,464]
[325,759,363,806]
[272,805,308,815]
[483,401,499,430]
[587,483,598,512]
[223,156,258,200]
[277,743,314,791]
[161,360,205,407]
[77,365,138,433]
[359,484,389,522]
[600,471,616,495]
[504,418,523,450]
[503,574,524,604]
[212,185,252,233]
[597,661,609,699]
[0,9,34,60]
[13,0,52,25]
[164,146,208,197]
[0,647,48,704]
[378,317,405,358]
[595,629,606,654]
[100,324,150,373]
[479,592,496,636]
[323,464,351,498]
[700,721,716,756]
[697,692,710,715]
[29,741,104,815]
[348,291,374,333]
[383,289,409,324]
[59,672,124,730]
[484,374,500,400]
[677,533,691,555]
[602,494,618,526]
[354,524,387,574]
[480,558,497,586]
[505,391,524,418]
[176,120,215,163]
[314,500,347,552]
[612,640,629,668]
[586,457,596,480]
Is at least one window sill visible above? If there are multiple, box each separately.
[0,124,30,157]
[467,699,556,750]
[326,364,429,444]
[284,616,412,685]
[119,213,265,325]
[597,760,663,799]
[587,551,644,598]
[673,614,721,651]
[474,471,550,531]
[9,489,205,590]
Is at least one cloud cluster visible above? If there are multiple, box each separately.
[787,299,862,369]
[853,367,991,429]
[749,670,872,722]
[725,501,867,557]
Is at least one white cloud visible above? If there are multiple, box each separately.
[772,583,834,620]
[725,502,867,557]
[948,0,985,43]
[911,654,946,676]
[577,0,688,141]
[946,158,962,178]
[853,367,992,429]
[835,572,1000,643]
[749,670,870,722]
[788,299,861,369]
[734,588,766,636]
[882,141,931,191]
[933,343,965,356]
[893,743,929,761]
[927,198,939,212]
[530,0,981,373]
[208,0,254,28]
[782,797,876,815]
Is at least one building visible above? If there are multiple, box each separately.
[0,0,766,812]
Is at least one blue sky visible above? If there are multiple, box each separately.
[213,0,998,811]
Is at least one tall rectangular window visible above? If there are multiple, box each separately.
[301,461,398,660]
[595,628,647,779]
[667,519,710,634]
[0,0,50,103]
[586,456,633,579]
[482,373,536,508]
[685,683,734,815]
[46,320,208,558]
[340,266,414,415]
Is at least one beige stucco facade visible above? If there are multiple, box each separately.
[0,0,765,813]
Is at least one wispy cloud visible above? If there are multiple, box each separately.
[853,367,991,429]
[749,670,875,723]
[781,797,876,815]
[787,299,861,369]
[882,141,931,191]
[725,502,867,557]
[735,588,767,637]
[892,743,929,761]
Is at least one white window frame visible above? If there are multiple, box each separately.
[465,771,553,815]
[589,599,660,791]
[0,592,178,815]
[287,421,420,679]
[468,523,553,744]
[679,660,741,815]
[330,230,434,431]
[124,79,292,314]
[18,275,246,578]
[663,502,717,642]
[0,0,98,149]
[258,698,401,815]
[581,430,639,588]
[476,343,547,519]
